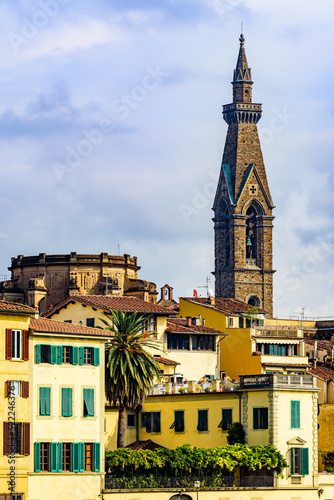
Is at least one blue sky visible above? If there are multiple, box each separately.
[0,0,333,318]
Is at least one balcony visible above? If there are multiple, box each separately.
[239,373,317,389]
[260,354,308,366]
[252,326,302,338]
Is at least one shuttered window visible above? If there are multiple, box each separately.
[22,330,29,360]
[94,442,100,472]
[83,389,94,417]
[218,409,233,431]
[291,400,300,429]
[3,422,29,455]
[72,346,79,365]
[62,443,72,471]
[152,412,161,433]
[39,387,51,416]
[5,329,12,359]
[170,410,184,432]
[253,407,268,430]
[93,348,100,366]
[290,447,309,475]
[61,388,73,417]
[197,409,208,431]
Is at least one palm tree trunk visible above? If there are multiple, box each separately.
[117,407,126,448]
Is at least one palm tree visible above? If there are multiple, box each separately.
[100,309,161,448]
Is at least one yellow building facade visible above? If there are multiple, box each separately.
[0,301,36,500]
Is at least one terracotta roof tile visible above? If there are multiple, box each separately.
[263,362,309,367]
[45,295,175,317]
[166,317,225,335]
[304,339,334,353]
[30,317,111,337]
[154,355,180,366]
[0,300,35,314]
[125,440,165,450]
[180,297,264,315]
[309,363,334,381]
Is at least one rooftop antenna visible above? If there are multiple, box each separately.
[198,276,212,298]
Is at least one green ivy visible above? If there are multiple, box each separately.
[106,443,288,478]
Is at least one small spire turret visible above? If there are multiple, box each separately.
[233,33,253,103]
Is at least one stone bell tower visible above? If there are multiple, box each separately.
[213,34,275,317]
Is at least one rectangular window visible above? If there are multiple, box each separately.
[191,335,215,351]
[83,388,94,417]
[141,317,156,333]
[291,401,300,429]
[246,318,251,328]
[86,318,95,327]
[39,387,51,416]
[127,414,136,428]
[61,388,73,417]
[290,447,309,475]
[229,317,233,327]
[152,412,161,433]
[253,407,268,430]
[12,330,21,360]
[0,495,23,500]
[84,443,93,471]
[63,346,72,364]
[84,347,93,365]
[239,316,244,328]
[197,409,208,431]
[219,409,233,431]
[63,442,72,471]
[3,422,29,456]
[40,442,50,471]
[170,410,184,432]
[9,381,21,397]
[141,412,160,433]
[167,334,190,350]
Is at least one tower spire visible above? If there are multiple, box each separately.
[233,33,252,83]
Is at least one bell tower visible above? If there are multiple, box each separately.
[213,34,275,317]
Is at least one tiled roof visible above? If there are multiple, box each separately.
[30,317,111,337]
[125,440,165,451]
[166,317,224,335]
[0,300,35,314]
[45,295,175,317]
[309,363,334,381]
[180,297,264,315]
[154,355,180,366]
[304,339,334,353]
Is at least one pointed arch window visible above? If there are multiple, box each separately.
[246,205,257,261]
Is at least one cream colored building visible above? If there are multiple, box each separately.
[27,316,110,500]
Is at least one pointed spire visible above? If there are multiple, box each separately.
[233,33,252,83]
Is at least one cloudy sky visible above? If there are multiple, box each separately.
[0,0,333,319]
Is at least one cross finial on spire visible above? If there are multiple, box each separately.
[241,21,243,34]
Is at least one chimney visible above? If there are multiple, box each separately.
[186,316,192,327]
[209,296,215,306]
[203,318,206,326]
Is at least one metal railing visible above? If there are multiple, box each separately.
[240,374,316,389]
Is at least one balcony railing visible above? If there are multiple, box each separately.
[240,374,317,389]
[104,475,274,490]
[252,327,301,338]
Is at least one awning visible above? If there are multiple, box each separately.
[254,339,300,345]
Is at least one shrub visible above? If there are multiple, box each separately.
[227,422,246,445]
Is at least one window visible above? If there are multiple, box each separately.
[253,407,268,430]
[218,409,233,431]
[86,318,95,327]
[12,330,21,359]
[167,334,189,350]
[36,344,57,364]
[141,317,156,333]
[170,410,184,432]
[63,346,72,364]
[84,443,93,471]
[291,401,300,429]
[0,494,23,500]
[290,448,309,475]
[192,335,215,351]
[63,443,72,471]
[197,409,208,431]
[39,387,51,416]
[3,423,30,456]
[61,388,73,417]
[80,347,100,366]
[8,381,20,397]
[64,320,72,323]
[6,329,29,361]
[239,316,244,328]
[83,389,94,417]
[127,414,136,428]
[141,412,161,433]
[229,317,233,327]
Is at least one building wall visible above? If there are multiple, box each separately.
[318,404,334,471]
[29,332,105,500]
[0,312,31,499]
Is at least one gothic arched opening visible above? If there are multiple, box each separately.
[246,205,257,262]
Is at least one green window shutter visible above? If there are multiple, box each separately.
[239,316,244,328]
[93,348,100,366]
[58,443,63,472]
[34,442,41,472]
[152,412,161,433]
[222,409,232,430]
[301,448,309,475]
[50,345,57,364]
[72,346,79,365]
[39,387,45,416]
[290,448,295,474]
[80,347,85,365]
[175,410,184,432]
[58,346,63,365]
[50,442,58,472]
[253,408,259,429]
[94,443,100,472]
[291,401,300,428]
[72,443,80,473]
[45,388,51,416]
[79,442,85,472]
[262,408,268,429]
[83,389,94,417]
[146,412,152,433]
[62,388,73,417]
[36,345,41,364]
[197,410,208,431]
